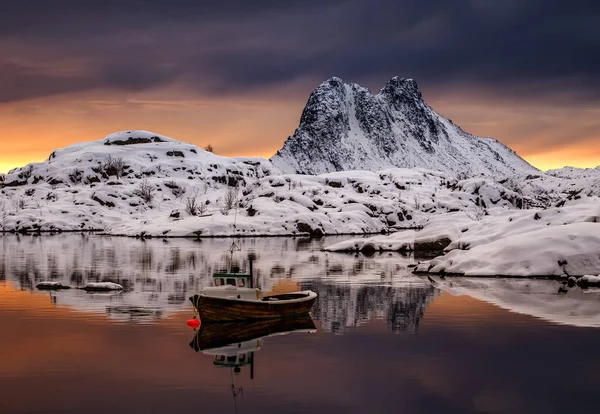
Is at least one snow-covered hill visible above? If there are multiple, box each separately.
[498,165,600,206]
[271,77,538,177]
[0,130,532,237]
[546,165,600,180]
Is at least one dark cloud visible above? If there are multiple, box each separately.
[0,0,598,103]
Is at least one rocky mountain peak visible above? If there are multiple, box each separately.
[299,77,349,128]
[271,76,539,177]
[379,76,423,105]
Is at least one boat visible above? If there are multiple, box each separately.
[189,259,317,322]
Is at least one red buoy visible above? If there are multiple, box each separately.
[187,318,200,329]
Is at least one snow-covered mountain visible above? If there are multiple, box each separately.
[271,77,538,177]
[0,130,530,236]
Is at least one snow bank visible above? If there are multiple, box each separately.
[415,222,600,277]
[324,230,416,252]
[324,201,600,258]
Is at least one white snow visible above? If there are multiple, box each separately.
[324,230,417,252]
[325,200,600,278]
[415,222,600,277]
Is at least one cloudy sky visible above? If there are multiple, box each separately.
[1,0,599,173]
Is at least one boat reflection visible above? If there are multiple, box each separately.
[190,315,316,357]
[190,316,316,376]
[189,316,316,412]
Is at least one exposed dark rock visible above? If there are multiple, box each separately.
[414,236,452,252]
[105,136,164,145]
[296,222,324,238]
[166,151,185,157]
[92,195,115,208]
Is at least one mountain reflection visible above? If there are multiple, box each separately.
[303,281,436,333]
[5,234,599,330]
[1,234,431,329]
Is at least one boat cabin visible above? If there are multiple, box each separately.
[201,268,261,301]
[212,273,253,289]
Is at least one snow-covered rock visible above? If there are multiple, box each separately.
[271,76,539,178]
[414,222,600,277]
[578,275,600,287]
[546,165,600,180]
[325,202,600,255]
[324,230,417,252]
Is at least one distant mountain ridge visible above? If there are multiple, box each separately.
[271,76,538,177]
[546,165,600,179]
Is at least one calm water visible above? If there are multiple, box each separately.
[1,234,600,414]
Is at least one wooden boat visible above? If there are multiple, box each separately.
[190,290,317,322]
[189,260,317,322]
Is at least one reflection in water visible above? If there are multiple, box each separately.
[0,234,432,330]
[190,316,317,352]
[3,235,600,414]
[304,281,436,333]
[3,234,600,330]
[190,317,317,413]
[430,276,600,327]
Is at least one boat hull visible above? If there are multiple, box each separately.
[190,290,317,322]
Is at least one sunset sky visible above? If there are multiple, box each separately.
[1,0,599,174]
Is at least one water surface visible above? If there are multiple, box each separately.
[1,235,599,414]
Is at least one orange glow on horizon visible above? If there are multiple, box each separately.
[1,86,598,174]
